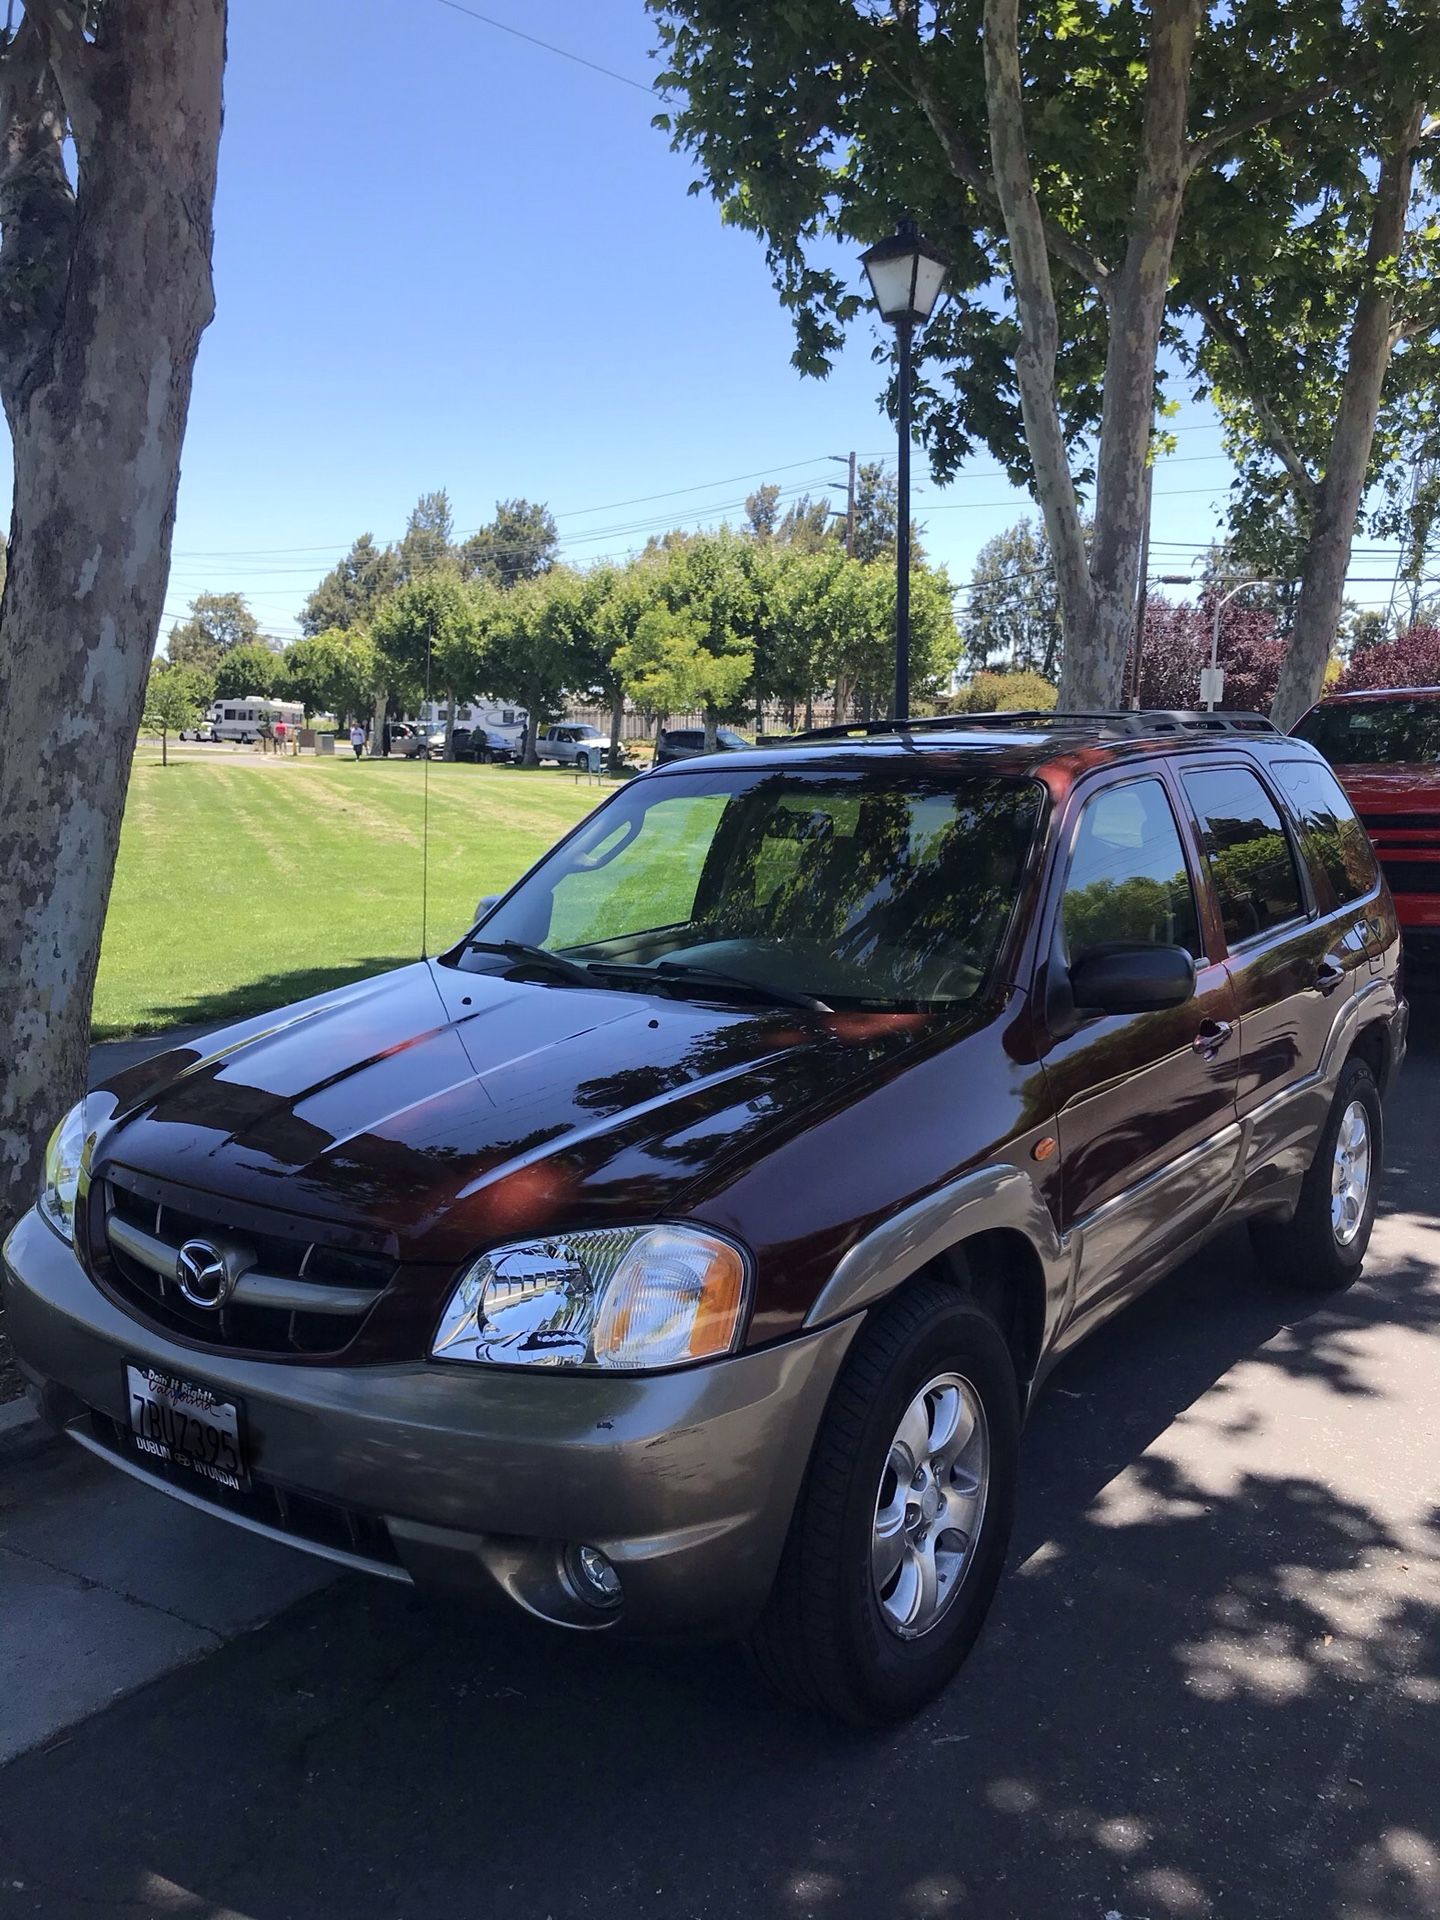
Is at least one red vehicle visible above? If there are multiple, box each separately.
[1292,688,1440,970]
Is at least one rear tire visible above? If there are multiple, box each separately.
[1249,1056,1382,1292]
[747,1279,1018,1727]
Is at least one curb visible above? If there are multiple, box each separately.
[0,1395,59,1466]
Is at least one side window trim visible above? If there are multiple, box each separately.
[1175,755,1313,956]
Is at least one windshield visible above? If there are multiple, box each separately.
[453,766,1042,1008]
[1294,699,1440,765]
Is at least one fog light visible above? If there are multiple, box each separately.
[565,1542,623,1610]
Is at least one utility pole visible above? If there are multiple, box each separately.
[826,452,859,728]
[1128,457,1155,708]
[829,453,857,557]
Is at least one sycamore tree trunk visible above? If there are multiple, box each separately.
[444,686,457,761]
[369,690,388,756]
[703,707,719,751]
[0,3,225,1233]
[981,0,1201,711]
[1269,102,1426,731]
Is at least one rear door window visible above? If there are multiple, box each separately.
[1061,778,1203,960]
[1270,759,1379,907]
[1183,765,1305,947]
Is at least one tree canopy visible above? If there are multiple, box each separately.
[166,591,264,673]
[648,0,1440,714]
[964,519,1065,679]
[213,640,285,702]
[460,498,560,589]
[299,534,398,639]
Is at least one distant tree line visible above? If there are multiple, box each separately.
[146,475,962,765]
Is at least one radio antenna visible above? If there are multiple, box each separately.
[420,621,432,959]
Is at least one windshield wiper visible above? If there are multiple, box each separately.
[463,939,595,986]
[646,959,830,1012]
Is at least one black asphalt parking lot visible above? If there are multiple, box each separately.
[1,1010,1437,1920]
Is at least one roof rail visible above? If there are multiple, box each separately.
[784,709,1280,743]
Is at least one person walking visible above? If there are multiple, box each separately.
[349,722,365,761]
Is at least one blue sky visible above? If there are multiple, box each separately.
[133,1,1404,643]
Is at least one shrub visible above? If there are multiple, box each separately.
[1339,624,1440,692]
[942,669,1059,714]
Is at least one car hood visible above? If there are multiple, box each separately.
[1329,764,1440,811]
[92,960,933,1264]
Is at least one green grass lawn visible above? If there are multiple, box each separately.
[93,752,605,1037]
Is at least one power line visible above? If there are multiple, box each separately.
[431,0,653,95]
[168,456,839,559]
[163,482,835,587]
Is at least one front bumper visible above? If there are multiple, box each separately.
[2,1208,859,1636]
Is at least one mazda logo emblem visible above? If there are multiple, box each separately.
[175,1239,232,1310]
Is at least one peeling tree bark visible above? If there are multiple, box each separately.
[0,2,226,1232]
[1269,102,1427,731]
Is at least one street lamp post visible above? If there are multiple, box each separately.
[860,221,949,722]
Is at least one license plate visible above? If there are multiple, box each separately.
[125,1364,248,1491]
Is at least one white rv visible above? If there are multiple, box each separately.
[205,696,305,744]
[407,697,528,756]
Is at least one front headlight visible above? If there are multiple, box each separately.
[431,1225,751,1371]
[38,1100,92,1244]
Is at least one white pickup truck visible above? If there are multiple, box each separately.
[534,724,608,771]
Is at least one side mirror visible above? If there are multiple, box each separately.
[473,894,500,925]
[1069,943,1196,1016]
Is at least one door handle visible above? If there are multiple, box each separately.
[1192,1018,1233,1058]
[1315,957,1348,996]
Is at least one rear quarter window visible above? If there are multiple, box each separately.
[1270,758,1379,907]
[1183,764,1306,946]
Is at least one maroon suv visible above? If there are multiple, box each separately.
[4,711,1406,1723]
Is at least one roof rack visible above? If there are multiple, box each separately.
[784,709,1280,743]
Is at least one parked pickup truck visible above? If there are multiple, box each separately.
[4,709,1405,1725]
[1293,686,1440,973]
[534,723,608,771]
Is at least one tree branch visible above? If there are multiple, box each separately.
[0,14,76,415]
[981,0,1095,634]
[1391,304,1440,347]
[1186,79,1344,174]
[904,56,1114,302]
[21,0,99,154]
[1091,0,1201,599]
[1197,296,1319,505]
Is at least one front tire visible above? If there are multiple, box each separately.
[748,1279,1018,1726]
[576,751,591,773]
[1250,1055,1382,1292]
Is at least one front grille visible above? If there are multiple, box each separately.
[1358,809,1440,833]
[1378,858,1440,898]
[93,1173,394,1356]
[78,1409,406,1575]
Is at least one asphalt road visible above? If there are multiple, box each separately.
[2,1011,1438,1920]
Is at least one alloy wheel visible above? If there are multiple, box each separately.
[871,1371,990,1640]
[1331,1098,1372,1247]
